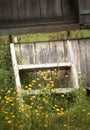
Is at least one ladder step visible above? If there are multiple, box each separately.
[21,88,74,95]
[18,62,72,72]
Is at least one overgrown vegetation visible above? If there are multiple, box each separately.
[0,43,90,130]
[0,30,90,43]
[0,44,15,89]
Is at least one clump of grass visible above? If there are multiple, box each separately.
[0,44,90,130]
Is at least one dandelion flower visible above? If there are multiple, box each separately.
[44,124,48,127]
[61,94,64,98]
[87,112,90,115]
[51,89,56,93]
[7,120,12,124]
[64,124,67,127]
[45,114,49,118]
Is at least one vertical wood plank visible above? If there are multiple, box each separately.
[53,0,62,17]
[12,0,19,20]
[25,0,33,19]
[79,39,87,78]
[10,43,21,89]
[85,0,90,23]
[35,42,50,64]
[47,0,55,18]
[0,1,4,20]
[6,0,13,21]
[84,39,90,87]
[17,0,26,20]
[67,40,79,88]
[31,0,40,18]
[19,43,35,64]
[39,0,48,18]
[62,0,73,16]
[72,40,81,73]
[78,0,86,24]
[49,41,65,63]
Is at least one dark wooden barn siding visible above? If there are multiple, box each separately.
[79,0,90,27]
[0,0,78,22]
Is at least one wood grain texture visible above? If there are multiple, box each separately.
[62,0,72,16]
[12,0,19,20]
[53,0,62,17]
[85,39,90,86]
[25,0,33,19]
[79,39,87,77]
[47,0,55,18]
[39,0,48,18]
[72,40,81,73]
[10,43,21,88]
[17,0,26,20]
[31,0,40,18]
[0,1,4,20]
[34,42,50,64]
[49,41,65,63]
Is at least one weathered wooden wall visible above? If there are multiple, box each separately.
[0,0,78,21]
[79,0,90,29]
[15,39,90,87]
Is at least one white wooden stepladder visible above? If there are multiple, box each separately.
[10,40,79,95]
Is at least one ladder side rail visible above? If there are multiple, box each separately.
[67,40,79,88]
[10,43,21,89]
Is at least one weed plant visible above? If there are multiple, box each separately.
[0,44,90,130]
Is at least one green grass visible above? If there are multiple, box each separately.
[0,31,90,130]
[0,30,90,43]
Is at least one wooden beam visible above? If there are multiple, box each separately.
[0,24,79,35]
[21,88,74,95]
[18,62,72,72]
[10,43,21,89]
[67,40,79,88]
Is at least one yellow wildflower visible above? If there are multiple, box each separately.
[29,106,32,109]
[44,124,48,127]
[82,109,87,112]
[47,69,51,72]
[61,108,64,111]
[42,98,46,102]
[64,124,67,127]
[12,115,15,118]
[36,78,40,80]
[38,84,42,87]
[56,108,60,112]
[5,117,8,120]
[51,83,54,87]
[45,114,49,118]
[37,90,41,93]
[7,120,12,124]
[61,94,65,98]
[35,109,38,113]
[19,125,23,128]
[65,75,69,78]
[28,88,32,91]
[28,84,32,87]
[51,89,56,93]
[16,89,20,93]
[11,103,15,106]
[25,86,28,89]
[87,112,90,115]
[32,80,36,83]
[25,114,30,118]
[55,104,58,107]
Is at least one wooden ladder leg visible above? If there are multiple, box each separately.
[67,40,79,89]
[10,43,21,90]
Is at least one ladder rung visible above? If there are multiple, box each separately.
[21,88,74,95]
[18,62,72,72]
